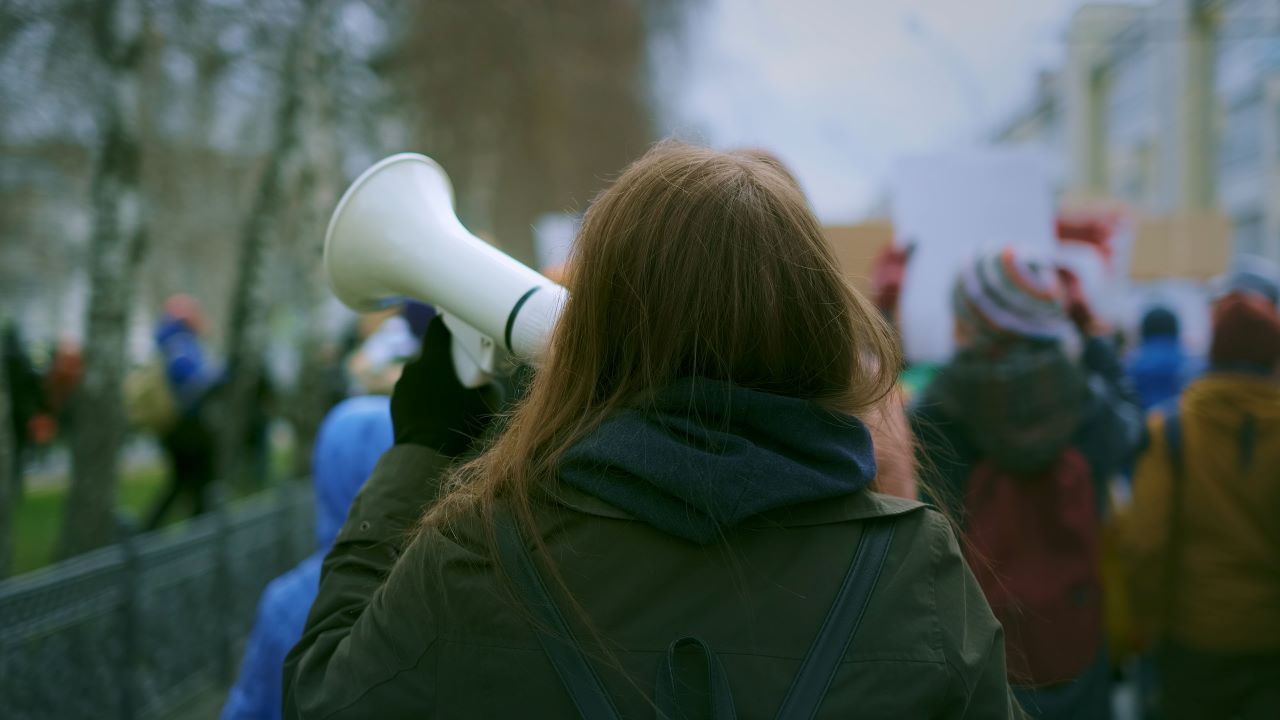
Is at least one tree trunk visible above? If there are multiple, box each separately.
[217,0,321,489]
[57,0,149,559]
[284,25,342,479]
[0,351,13,578]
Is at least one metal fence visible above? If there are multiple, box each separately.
[0,484,315,719]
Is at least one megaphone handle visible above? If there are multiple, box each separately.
[450,337,491,388]
[441,312,496,388]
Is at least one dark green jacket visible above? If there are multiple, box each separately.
[283,445,1021,719]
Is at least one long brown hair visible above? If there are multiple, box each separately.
[424,141,901,540]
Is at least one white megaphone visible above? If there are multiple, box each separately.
[324,153,568,387]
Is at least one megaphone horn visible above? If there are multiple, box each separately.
[324,153,567,386]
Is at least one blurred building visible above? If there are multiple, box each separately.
[993,69,1068,186]
[1213,0,1280,258]
[995,0,1280,262]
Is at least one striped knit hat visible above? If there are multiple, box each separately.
[953,247,1069,345]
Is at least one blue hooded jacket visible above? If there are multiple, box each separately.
[154,315,218,413]
[1125,308,1203,412]
[1126,337,1202,412]
[221,396,393,720]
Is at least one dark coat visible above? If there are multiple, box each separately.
[911,337,1143,523]
[283,443,1020,718]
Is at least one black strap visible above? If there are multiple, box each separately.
[1163,405,1183,471]
[655,637,737,720]
[1160,405,1186,641]
[774,517,896,720]
[495,507,623,720]
[498,506,896,720]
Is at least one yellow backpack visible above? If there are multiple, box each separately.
[124,359,178,434]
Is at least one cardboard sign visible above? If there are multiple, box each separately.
[1131,212,1232,281]
[823,222,894,295]
[890,151,1057,362]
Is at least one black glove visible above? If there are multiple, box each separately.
[391,316,499,456]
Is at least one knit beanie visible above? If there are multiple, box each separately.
[1210,292,1280,370]
[953,247,1070,346]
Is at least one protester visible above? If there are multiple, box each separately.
[284,143,1020,718]
[1126,306,1202,411]
[141,294,220,530]
[43,337,82,440]
[345,302,433,395]
[870,242,911,323]
[2,321,44,497]
[863,390,919,500]
[1122,260,1280,720]
[221,395,393,720]
[868,241,943,402]
[910,247,1142,720]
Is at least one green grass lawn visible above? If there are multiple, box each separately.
[10,445,295,577]
[11,464,168,576]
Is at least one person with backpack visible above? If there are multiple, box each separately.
[910,247,1142,720]
[2,321,44,499]
[283,143,1021,718]
[1122,260,1280,720]
[142,294,221,530]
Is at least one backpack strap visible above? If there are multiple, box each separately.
[497,506,896,720]
[495,506,623,720]
[773,517,897,720]
[1163,405,1183,477]
[655,636,737,720]
[1160,403,1187,641]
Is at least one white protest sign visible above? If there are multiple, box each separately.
[890,151,1056,362]
[533,213,580,272]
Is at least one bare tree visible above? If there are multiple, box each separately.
[217,0,326,488]
[57,0,150,558]
[400,0,679,264]
[0,347,13,578]
[278,6,344,479]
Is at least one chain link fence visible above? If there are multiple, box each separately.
[0,484,314,719]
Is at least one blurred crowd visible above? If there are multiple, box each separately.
[5,155,1278,720]
[2,293,436,529]
[871,245,1280,719]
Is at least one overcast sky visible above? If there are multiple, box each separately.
[661,0,1150,222]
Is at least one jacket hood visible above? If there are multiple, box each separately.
[1130,336,1186,371]
[1128,337,1194,410]
[312,396,394,548]
[558,377,877,544]
[930,342,1089,473]
[1183,373,1280,431]
[154,316,212,400]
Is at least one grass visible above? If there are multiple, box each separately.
[9,445,295,577]
[10,464,168,576]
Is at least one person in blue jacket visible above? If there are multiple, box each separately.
[1125,306,1202,411]
[221,395,393,720]
[144,295,222,529]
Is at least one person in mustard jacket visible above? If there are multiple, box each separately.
[1124,260,1280,720]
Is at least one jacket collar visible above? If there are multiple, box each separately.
[542,482,926,529]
